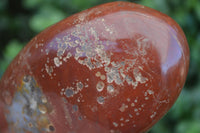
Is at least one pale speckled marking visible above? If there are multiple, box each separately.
[95,71,101,77]
[134,99,138,103]
[136,112,140,116]
[54,57,62,67]
[97,96,105,104]
[100,75,106,80]
[131,103,135,107]
[129,114,133,118]
[90,105,98,112]
[150,112,157,119]
[147,89,154,95]
[134,108,138,112]
[113,122,118,127]
[125,119,130,123]
[96,81,105,92]
[120,123,124,127]
[107,85,114,93]
[119,103,128,112]
[45,64,53,76]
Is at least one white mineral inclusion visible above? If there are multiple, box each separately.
[113,122,118,127]
[76,82,84,90]
[97,96,105,104]
[119,103,128,112]
[147,89,154,95]
[150,112,157,119]
[96,81,105,92]
[95,71,101,77]
[131,103,135,107]
[100,75,106,80]
[54,57,62,67]
[107,85,114,93]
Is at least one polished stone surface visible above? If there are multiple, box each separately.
[0,1,189,133]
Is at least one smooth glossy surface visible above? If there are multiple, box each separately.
[0,1,189,133]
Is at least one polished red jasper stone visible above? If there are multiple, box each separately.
[0,1,189,133]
